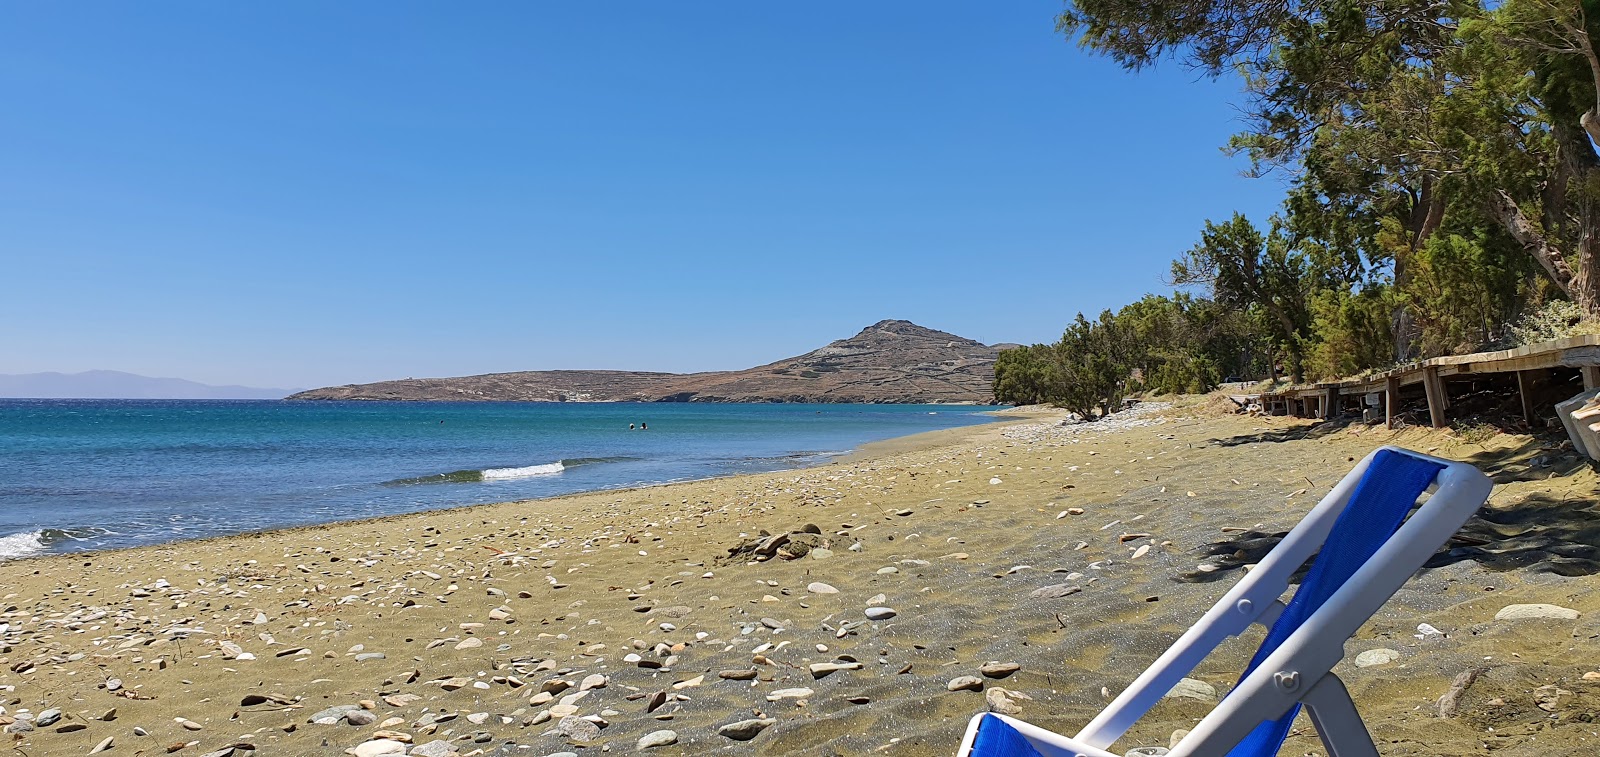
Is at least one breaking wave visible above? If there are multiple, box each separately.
[0,527,116,561]
[386,457,638,486]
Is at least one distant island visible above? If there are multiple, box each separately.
[0,370,293,400]
[289,320,1009,404]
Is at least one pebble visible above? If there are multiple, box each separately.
[719,669,757,680]
[350,739,408,757]
[876,566,899,574]
[556,714,600,742]
[636,729,678,749]
[454,637,484,650]
[808,661,862,678]
[810,548,834,559]
[947,676,984,692]
[766,687,814,701]
[89,736,115,754]
[580,673,609,691]
[35,709,61,727]
[1494,603,1580,621]
[979,662,1021,679]
[1165,678,1216,701]
[865,607,897,621]
[354,652,386,661]
[409,741,458,757]
[344,709,378,726]
[1029,583,1081,599]
[1354,648,1400,668]
[985,687,1029,715]
[718,717,776,741]
[807,582,839,594]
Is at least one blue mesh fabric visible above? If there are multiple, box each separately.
[970,713,1046,757]
[1224,449,1443,757]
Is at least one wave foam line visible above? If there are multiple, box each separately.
[480,462,565,480]
[0,530,47,561]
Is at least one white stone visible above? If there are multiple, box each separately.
[1495,603,1581,621]
[1354,648,1401,667]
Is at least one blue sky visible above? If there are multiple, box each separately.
[1,2,1284,389]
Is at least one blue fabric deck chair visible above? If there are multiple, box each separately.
[954,446,1492,757]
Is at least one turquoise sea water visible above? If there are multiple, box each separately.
[0,400,1002,559]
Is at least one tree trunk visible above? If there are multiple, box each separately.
[1485,190,1598,314]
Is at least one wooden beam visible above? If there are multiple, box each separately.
[1423,366,1448,429]
[1516,370,1540,425]
[1584,365,1600,391]
[1325,385,1341,420]
[1385,376,1400,429]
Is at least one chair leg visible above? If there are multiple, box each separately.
[1302,674,1379,757]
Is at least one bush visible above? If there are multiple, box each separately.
[1504,300,1600,346]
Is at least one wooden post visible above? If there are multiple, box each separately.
[1516,370,1540,425]
[1583,365,1600,390]
[1325,385,1341,420]
[1385,376,1400,429]
[1423,366,1447,428]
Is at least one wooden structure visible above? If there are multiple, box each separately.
[1256,335,1600,428]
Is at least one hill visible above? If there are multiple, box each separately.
[287,320,1001,403]
[0,370,293,399]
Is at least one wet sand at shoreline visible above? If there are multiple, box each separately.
[2,401,1597,756]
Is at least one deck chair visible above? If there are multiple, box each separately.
[955,446,1492,757]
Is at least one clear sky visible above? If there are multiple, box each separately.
[1,1,1284,390]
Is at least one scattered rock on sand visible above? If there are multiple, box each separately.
[807,581,839,594]
[408,741,457,757]
[718,717,776,741]
[766,687,814,701]
[865,607,897,620]
[1495,603,1580,621]
[947,676,984,692]
[636,729,678,749]
[809,661,863,678]
[1355,648,1401,667]
[985,687,1031,716]
[557,714,600,741]
[349,739,407,757]
[979,662,1021,679]
[1030,583,1081,599]
[1165,678,1216,701]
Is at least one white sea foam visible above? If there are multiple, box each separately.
[481,462,565,480]
[0,530,48,561]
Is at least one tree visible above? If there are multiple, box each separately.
[1171,213,1314,379]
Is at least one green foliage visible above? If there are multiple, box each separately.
[1504,299,1600,346]
[993,294,1258,412]
[1046,0,1600,385]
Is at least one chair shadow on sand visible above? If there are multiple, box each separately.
[1182,431,1600,582]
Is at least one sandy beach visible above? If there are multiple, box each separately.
[2,401,1598,757]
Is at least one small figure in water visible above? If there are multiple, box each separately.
[629,423,636,430]
[640,422,648,430]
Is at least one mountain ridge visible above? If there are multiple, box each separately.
[288,320,1002,403]
[0,370,294,400]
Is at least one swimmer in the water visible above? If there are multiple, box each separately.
[629,423,636,430]
[640,422,647,430]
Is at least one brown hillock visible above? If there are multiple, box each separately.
[286,320,1001,403]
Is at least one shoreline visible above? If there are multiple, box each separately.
[1,404,1014,564]
[2,402,1596,756]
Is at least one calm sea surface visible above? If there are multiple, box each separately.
[0,400,1002,559]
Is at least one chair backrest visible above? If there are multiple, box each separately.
[1071,446,1491,753]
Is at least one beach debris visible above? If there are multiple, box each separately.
[637,729,679,749]
[718,717,776,741]
[1414,623,1446,640]
[1494,603,1580,621]
[1436,667,1488,718]
[985,687,1031,716]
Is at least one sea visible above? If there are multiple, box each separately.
[0,399,1003,560]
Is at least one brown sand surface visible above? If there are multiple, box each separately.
[2,401,1599,756]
